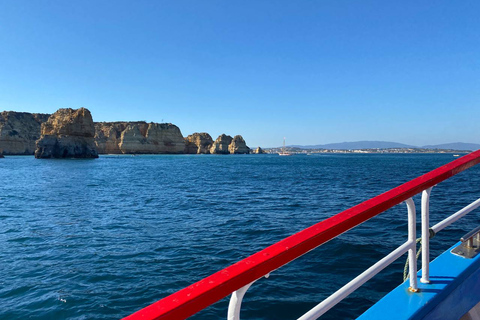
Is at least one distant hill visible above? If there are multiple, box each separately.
[290,141,416,150]
[422,142,480,151]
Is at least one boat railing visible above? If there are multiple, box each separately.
[123,150,480,320]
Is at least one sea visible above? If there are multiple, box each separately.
[1,153,479,320]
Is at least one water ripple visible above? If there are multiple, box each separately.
[0,154,479,319]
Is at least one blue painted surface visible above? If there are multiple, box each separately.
[357,241,480,320]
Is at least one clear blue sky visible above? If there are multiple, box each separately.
[0,1,478,147]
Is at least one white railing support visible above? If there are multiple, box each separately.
[421,188,432,284]
[431,198,480,234]
[227,274,269,320]
[227,281,255,320]
[297,198,420,320]
[297,241,413,320]
[405,198,418,292]
[228,198,480,320]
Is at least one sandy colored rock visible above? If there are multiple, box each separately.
[0,112,50,155]
[228,135,250,154]
[35,108,98,158]
[94,122,130,154]
[95,122,185,154]
[252,146,265,154]
[184,132,213,154]
[210,134,233,154]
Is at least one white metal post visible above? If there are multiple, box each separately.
[227,274,269,320]
[421,188,432,283]
[227,282,255,320]
[405,198,418,292]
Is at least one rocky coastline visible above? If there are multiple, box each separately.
[184,133,213,154]
[0,109,253,157]
[0,111,50,155]
[95,122,185,154]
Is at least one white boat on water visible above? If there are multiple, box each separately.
[278,137,292,156]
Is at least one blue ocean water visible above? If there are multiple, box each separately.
[1,154,479,320]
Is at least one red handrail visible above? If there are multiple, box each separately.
[124,150,480,320]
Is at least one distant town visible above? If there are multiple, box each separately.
[265,147,471,155]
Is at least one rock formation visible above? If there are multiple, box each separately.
[35,108,98,158]
[184,132,213,154]
[0,110,253,156]
[228,135,250,154]
[209,134,250,154]
[95,122,185,154]
[253,146,265,154]
[0,111,50,155]
[210,134,233,154]
[0,148,4,158]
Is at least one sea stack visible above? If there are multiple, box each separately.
[253,146,265,154]
[35,108,98,159]
[210,134,233,154]
[184,132,214,154]
[228,135,250,154]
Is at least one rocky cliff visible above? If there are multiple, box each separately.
[210,134,250,154]
[35,108,98,158]
[0,111,50,155]
[228,135,250,154]
[0,149,3,158]
[0,110,254,156]
[210,134,233,154]
[95,122,185,154]
[184,132,213,154]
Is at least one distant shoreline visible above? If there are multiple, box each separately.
[264,147,471,154]
[0,150,470,157]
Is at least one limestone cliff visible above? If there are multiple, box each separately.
[35,108,98,158]
[0,110,252,156]
[184,132,213,154]
[210,134,233,154]
[95,122,185,154]
[0,111,50,155]
[228,135,250,154]
[95,122,142,154]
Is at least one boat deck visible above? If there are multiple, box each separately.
[357,241,480,320]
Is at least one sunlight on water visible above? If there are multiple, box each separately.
[0,154,479,319]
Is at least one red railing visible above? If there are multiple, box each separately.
[123,150,480,320]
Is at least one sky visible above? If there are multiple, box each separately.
[0,1,478,148]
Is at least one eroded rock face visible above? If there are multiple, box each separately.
[228,135,250,154]
[94,122,185,154]
[210,134,233,154]
[1,109,252,156]
[184,132,213,154]
[35,108,98,158]
[94,122,129,154]
[0,112,50,155]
